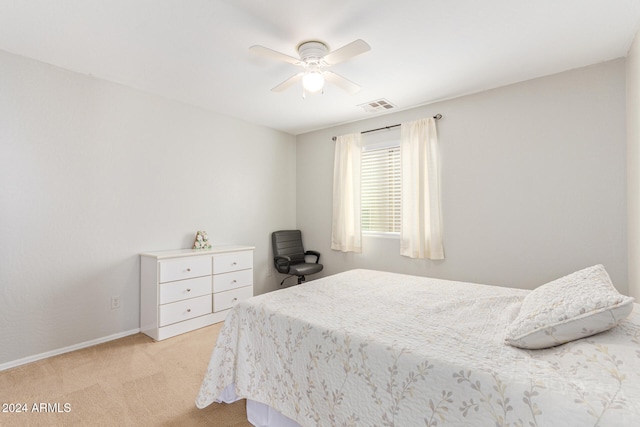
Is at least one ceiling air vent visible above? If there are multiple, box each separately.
[358,99,396,113]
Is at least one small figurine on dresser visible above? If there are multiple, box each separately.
[192,230,212,250]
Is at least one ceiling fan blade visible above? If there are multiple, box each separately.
[271,72,304,92]
[324,71,362,95]
[249,45,300,65]
[323,39,371,65]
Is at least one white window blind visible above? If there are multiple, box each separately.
[361,144,401,233]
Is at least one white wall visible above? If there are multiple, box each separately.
[628,30,640,299]
[296,59,627,293]
[0,50,296,366]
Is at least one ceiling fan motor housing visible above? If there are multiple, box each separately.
[297,41,328,64]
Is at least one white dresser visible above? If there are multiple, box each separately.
[140,245,254,341]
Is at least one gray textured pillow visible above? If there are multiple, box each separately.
[505,265,634,349]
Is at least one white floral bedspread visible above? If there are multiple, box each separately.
[196,269,640,426]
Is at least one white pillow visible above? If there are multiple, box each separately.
[505,265,634,349]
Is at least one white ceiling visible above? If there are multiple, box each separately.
[1,0,639,135]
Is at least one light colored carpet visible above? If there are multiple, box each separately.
[0,323,251,426]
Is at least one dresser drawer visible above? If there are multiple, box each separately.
[159,294,212,327]
[213,269,253,293]
[214,286,253,312]
[160,256,212,283]
[213,250,253,274]
[160,276,212,305]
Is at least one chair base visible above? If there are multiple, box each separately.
[280,275,306,286]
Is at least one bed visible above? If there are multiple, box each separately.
[196,268,640,426]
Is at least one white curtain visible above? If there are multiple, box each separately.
[331,133,362,253]
[400,117,444,259]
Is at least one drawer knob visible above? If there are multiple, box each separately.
[232,298,238,302]
[186,288,191,292]
[232,280,237,284]
[187,308,191,313]
[231,262,237,266]
[186,268,191,272]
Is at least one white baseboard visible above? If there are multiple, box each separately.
[0,328,141,372]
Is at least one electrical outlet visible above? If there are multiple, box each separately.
[111,295,121,310]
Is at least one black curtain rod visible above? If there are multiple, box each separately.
[331,114,442,141]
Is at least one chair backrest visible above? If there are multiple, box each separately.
[272,230,306,265]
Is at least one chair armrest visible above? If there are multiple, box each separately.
[305,250,321,264]
[274,255,292,273]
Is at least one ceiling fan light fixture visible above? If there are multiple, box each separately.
[302,71,325,93]
[250,39,370,95]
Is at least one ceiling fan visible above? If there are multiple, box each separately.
[249,39,371,96]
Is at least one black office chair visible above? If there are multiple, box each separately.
[272,230,323,286]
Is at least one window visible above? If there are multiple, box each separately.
[361,141,401,234]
